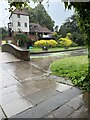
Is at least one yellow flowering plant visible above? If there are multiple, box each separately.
[60,33,73,48]
[34,39,58,50]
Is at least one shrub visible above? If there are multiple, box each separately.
[66,33,73,40]
[34,40,58,49]
[60,37,72,48]
[57,43,65,48]
[49,40,58,47]
[70,42,78,47]
[52,32,57,36]
[14,33,29,47]
[52,32,61,42]
[59,32,73,49]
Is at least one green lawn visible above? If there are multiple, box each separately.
[29,46,84,52]
[50,55,88,90]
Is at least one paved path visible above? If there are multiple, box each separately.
[0,50,88,119]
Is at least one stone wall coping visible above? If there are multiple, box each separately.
[9,44,29,52]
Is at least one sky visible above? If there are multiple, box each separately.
[0,0,74,28]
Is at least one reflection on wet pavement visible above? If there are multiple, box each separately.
[0,106,5,119]
[0,50,89,118]
[2,97,33,117]
[0,52,20,63]
[2,61,46,82]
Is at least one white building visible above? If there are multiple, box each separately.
[8,8,51,41]
[9,8,29,36]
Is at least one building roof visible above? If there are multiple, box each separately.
[29,23,51,33]
[13,8,29,15]
[9,8,29,18]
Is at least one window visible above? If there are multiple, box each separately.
[25,23,27,27]
[17,14,20,18]
[34,25,37,28]
[18,22,21,27]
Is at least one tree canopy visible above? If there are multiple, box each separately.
[28,4,55,31]
[59,14,85,46]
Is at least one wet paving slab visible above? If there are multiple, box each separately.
[66,95,85,110]
[48,75,73,86]
[2,97,33,118]
[17,78,56,97]
[67,105,88,118]
[2,61,47,82]
[12,87,83,118]
[52,104,74,118]
[0,69,20,90]
[43,92,89,118]
[0,106,6,119]
[25,87,58,106]
[0,52,20,63]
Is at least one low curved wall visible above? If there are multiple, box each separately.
[2,44,30,61]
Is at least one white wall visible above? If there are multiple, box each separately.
[10,14,29,32]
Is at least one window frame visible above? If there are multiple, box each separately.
[18,22,21,27]
[17,14,20,18]
[25,23,27,27]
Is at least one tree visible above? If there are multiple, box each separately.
[28,4,55,31]
[0,27,8,40]
[54,25,59,32]
[52,32,61,43]
[59,14,85,46]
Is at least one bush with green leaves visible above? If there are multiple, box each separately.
[52,32,61,43]
[14,33,29,47]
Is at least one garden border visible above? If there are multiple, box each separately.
[30,47,86,54]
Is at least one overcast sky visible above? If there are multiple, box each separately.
[0,0,74,28]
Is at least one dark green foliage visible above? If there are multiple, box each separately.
[9,1,29,12]
[14,33,28,47]
[0,27,8,40]
[28,4,55,31]
[59,14,85,46]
